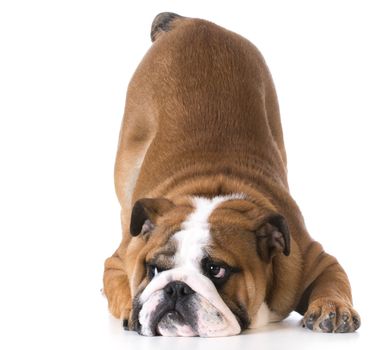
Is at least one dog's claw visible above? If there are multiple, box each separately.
[122,319,129,330]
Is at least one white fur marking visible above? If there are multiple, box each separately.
[174,194,246,271]
[249,302,282,328]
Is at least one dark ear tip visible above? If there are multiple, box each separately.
[277,216,291,257]
[129,197,176,237]
[270,212,290,234]
[269,214,289,231]
[151,12,183,41]
[130,200,147,236]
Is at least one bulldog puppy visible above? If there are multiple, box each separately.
[103,13,360,336]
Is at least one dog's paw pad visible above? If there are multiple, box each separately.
[302,298,360,333]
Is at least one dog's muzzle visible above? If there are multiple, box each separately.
[132,268,242,337]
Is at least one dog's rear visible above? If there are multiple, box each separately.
[115,13,287,212]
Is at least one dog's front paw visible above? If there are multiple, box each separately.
[302,298,361,333]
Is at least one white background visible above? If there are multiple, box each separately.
[0,1,368,349]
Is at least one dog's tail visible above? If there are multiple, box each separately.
[151,12,184,42]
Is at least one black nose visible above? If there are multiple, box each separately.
[164,281,194,299]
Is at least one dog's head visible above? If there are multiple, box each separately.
[126,194,290,336]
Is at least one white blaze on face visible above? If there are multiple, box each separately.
[174,195,235,270]
[138,194,246,337]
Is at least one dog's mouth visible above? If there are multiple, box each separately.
[157,309,186,329]
[148,299,198,336]
[156,310,197,336]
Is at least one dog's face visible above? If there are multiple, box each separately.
[127,195,290,336]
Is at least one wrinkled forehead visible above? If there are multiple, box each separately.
[148,194,261,267]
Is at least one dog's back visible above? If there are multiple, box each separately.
[118,13,287,203]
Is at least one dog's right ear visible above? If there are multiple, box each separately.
[130,198,175,236]
[255,214,290,262]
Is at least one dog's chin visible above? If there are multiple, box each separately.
[156,311,197,337]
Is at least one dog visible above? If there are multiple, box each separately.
[103,12,360,336]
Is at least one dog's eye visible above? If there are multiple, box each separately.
[202,258,229,282]
[147,264,165,280]
[208,264,226,279]
[147,264,158,280]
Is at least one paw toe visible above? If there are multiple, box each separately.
[303,299,361,333]
[305,314,317,330]
[319,312,335,333]
[353,315,361,331]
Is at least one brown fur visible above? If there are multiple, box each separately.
[104,14,360,333]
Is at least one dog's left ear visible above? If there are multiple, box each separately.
[130,198,175,236]
[255,214,290,262]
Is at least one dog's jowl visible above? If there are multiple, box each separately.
[103,12,360,336]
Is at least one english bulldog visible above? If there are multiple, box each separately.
[103,12,360,336]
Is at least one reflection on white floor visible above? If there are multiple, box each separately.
[102,293,366,350]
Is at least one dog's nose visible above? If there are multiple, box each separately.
[164,281,194,299]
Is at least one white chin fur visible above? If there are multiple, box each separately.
[250,302,283,329]
[138,267,241,337]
